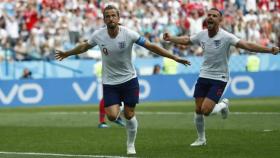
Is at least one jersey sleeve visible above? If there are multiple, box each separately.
[227,32,240,46]
[127,29,141,43]
[190,32,201,44]
[87,32,98,47]
[127,28,147,47]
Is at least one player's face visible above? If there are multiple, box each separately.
[206,10,222,30]
[103,9,120,29]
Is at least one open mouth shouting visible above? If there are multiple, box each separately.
[207,20,215,28]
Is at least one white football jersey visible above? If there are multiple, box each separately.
[190,29,240,82]
[88,26,140,85]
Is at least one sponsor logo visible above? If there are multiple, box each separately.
[0,83,43,105]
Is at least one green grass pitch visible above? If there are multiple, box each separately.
[0,97,279,158]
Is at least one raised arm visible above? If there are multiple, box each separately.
[55,41,93,61]
[2,11,13,22]
[144,40,191,66]
[163,33,192,45]
[236,40,279,55]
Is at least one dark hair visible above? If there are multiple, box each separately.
[103,5,120,18]
[210,8,223,17]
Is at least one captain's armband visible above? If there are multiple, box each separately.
[135,36,146,47]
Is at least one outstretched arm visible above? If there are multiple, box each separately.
[55,42,93,61]
[163,33,192,45]
[144,40,191,66]
[236,40,279,55]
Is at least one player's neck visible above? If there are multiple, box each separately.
[107,26,119,38]
[208,27,219,38]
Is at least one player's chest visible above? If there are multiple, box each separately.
[98,38,130,56]
[200,38,224,51]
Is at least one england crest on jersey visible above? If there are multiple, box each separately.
[214,40,221,48]
[118,41,126,49]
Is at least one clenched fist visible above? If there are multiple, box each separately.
[163,32,171,41]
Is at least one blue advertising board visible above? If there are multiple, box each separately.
[2,54,280,80]
[1,71,280,107]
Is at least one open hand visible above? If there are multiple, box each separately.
[174,57,191,66]
[55,50,69,61]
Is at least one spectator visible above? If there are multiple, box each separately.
[153,64,161,75]
[2,10,19,48]
[0,0,278,60]
[246,54,260,72]
[21,68,32,79]
[246,0,257,12]
[14,37,27,61]
[67,9,83,45]
[162,57,178,75]
[188,10,204,36]
[23,3,38,32]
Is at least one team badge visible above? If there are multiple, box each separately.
[118,41,126,49]
[214,40,221,48]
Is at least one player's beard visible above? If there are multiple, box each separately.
[107,22,117,29]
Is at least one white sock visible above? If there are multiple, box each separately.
[210,101,226,115]
[126,116,138,147]
[194,113,205,140]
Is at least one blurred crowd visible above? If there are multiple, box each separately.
[0,0,279,61]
